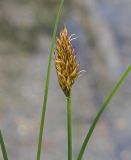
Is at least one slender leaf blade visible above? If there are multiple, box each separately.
[36,0,64,160]
[0,130,9,160]
[77,66,131,160]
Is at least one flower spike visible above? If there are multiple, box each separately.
[55,26,79,96]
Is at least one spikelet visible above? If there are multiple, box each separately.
[55,26,79,97]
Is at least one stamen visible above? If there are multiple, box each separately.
[79,70,86,74]
[78,70,87,78]
[69,34,76,39]
[69,37,78,42]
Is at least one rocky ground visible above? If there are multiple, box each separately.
[0,0,131,160]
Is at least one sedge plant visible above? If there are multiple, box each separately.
[54,25,131,160]
[55,26,79,160]
[0,0,131,159]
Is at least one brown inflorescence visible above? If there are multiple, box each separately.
[55,26,79,97]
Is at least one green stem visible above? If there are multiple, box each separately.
[0,130,9,160]
[67,95,72,160]
[77,65,131,160]
[36,0,64,160]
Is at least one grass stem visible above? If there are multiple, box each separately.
[67,95,72,160]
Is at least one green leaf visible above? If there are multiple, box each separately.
[36,0,64,160]
[0,130,9,160]
[77,65,131,160]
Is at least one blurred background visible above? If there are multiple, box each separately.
[0,0,131,160]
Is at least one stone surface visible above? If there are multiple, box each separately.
[0,0,131,160]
